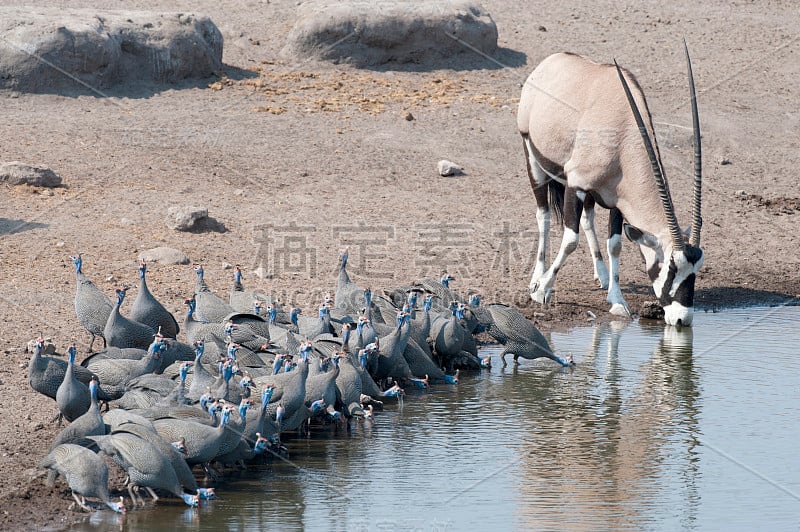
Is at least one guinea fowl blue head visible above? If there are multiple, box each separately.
[106,496,126,514]
[358,349,368,369]
[238,398,252,419]
[179,361,191,383]
[455,304,466,320]
[272,354,284,375]
[290,307,300,325]
[240,375,253,395]
[70,254,82,273]
[253,433,269,455]
[193,264,204,280]
[441,273,455,287]
[89,376,99,400]
[276,403,286,423]
[331,352,341,368]
[261,384,275,408]
[180,492,200,507]
[234,266,242,284]
[227,342,238,361]
[184,297,197,317]
[340,248,349,268]
[364,288,372,307]
[318,304,328,319]
[171,437,187,455]
[423,295,433,313]
[409,375,429,389]
[67,344,77,364]
[299,342,312,363]
[148,336,167,356]
[224,321,236,337]
[310,399,326,414]
[193,340,204,360]
[138,259,147,279]
[268,305,278,323]
[196,487,216,500]
[341,323,351,345]
[115,288,127,306]
[200,392,211,411]
[468,294,481,307]
[253,301,262,317]
[407,291,418,307]
[382,384,404,397]
[444,369,460,385]
[220,405,232,425]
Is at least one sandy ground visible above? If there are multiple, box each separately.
[1,1,798,529]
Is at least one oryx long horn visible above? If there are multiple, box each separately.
[614,60,685,252]
[685,41,703,248]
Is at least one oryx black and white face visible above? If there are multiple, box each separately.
[626,224,704,325]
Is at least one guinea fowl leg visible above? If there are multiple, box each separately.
[145,487,159,501]
[71,492,91,512]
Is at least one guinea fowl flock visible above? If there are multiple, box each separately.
[32,251,571,513]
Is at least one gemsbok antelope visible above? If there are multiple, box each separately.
[517,44,704,326]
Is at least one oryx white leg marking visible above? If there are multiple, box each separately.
[580,204,610,289]
[606,233,630,316]
[530,206,550,288]
[532,227,580,304]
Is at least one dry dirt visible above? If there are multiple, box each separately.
[1,1,799,530]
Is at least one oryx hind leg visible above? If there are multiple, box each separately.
[531,186,583,304]
[606,208,630,316]
[523,135,551,290]
[580,195,610,289]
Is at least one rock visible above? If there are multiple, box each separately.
[0,7,223,92]
[438,160,463,176]
[167,206,208,231]
[639,301,665,320]
[404,112,415,121]
[719,157,732,165]
[282,1,498,67]
[139,246,191,265]
[0,162,62,187]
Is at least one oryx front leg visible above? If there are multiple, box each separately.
[523,136,552,292]
[531,187,583,305]
[606,208,630,316]
[580,195,609,289]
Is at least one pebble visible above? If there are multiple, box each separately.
[437,160,462,177]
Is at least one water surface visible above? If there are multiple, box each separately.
[74,306,800,531]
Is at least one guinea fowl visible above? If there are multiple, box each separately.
[430,302,466,368]
[40,443,126,513]
[332,351,365,418]
[89,432,199,507]
[229,265,272,312]
[152,404,232,480]
[29,337,95,401]
[131,260,179,338]
[484,304,574,367]
[104,287,158,350]
[370,312,414,383]
[109,418,198,493]
[56,345,91,423]
[51,377,105,449]
[193,264,236,323]
[186,341,217,401]
[334,249,366,313]
[84,337,167,400]
[71,254,113,351]
[409,295,434,358]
